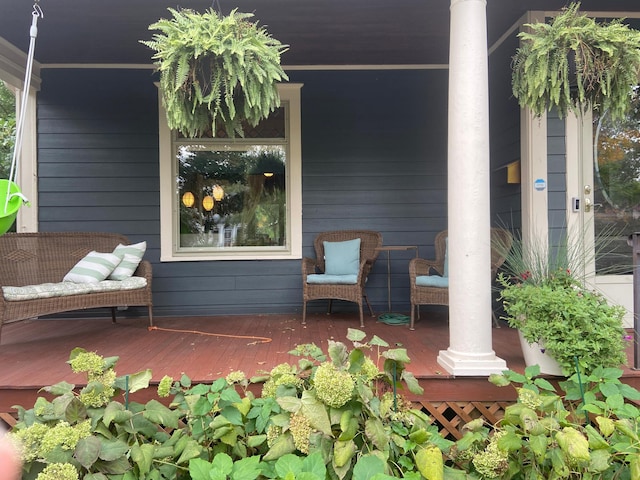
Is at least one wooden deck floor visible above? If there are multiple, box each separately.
[2,310,639,417]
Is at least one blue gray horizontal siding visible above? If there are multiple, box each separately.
[35,67,510,318]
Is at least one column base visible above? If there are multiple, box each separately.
[437,348,507,376]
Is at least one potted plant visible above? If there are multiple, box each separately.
[142,8,289,138]
[512,2,640,121]
[494,232,629,376]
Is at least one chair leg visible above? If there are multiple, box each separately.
[111,307,117,323]
[302,300,307,324]
[363,293,375,317]
[148,306,154,327]
[327,299,333,314]
[358,304,365,328]
[410,304,416,330]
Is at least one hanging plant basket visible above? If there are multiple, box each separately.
[142,8,289,138]
[512,2,640,121]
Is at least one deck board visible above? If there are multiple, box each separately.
[1,310,639,415]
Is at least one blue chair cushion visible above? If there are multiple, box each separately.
[323,238,361,275]
[415,275,449,288]
[307,274,358,285]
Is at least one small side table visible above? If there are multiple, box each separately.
[375,245,418,313]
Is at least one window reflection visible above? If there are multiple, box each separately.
[177,145,287,250]
[593,87,640,274]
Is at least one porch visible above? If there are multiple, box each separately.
[2,310,639,439]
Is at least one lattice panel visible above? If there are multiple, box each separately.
[415,401,511,440]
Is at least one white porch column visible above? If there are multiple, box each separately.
[437,0,507,375]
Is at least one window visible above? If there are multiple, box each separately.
[159,83,302,261]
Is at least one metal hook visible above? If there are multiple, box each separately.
[32,2,43,18]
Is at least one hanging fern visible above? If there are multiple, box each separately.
[142,8,289,137]
[512,2,640,121]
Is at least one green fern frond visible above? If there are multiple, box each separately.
[141,7,288,137]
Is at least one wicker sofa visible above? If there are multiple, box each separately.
[0,232,153,341]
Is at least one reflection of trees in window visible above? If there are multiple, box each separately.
[593,86,640,273]
[177,145,286,248]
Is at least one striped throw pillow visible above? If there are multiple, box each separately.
[63,251,122,284]
[109,241,147,280]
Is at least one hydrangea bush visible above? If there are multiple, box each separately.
[12,334,640,479]
[8,330,448,480]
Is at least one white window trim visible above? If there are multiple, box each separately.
[158,83,303,261]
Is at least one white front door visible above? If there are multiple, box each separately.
[567,95,640,328]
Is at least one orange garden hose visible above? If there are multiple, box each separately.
[148,325,272,344]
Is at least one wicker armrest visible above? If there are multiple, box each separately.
[302,257,319,277]
[134,260,153,283]
[409,257,443,279]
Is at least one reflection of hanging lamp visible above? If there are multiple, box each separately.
[182,191,195,207]
[203,195,214,211]
[263,172,274,178]
[212,185,225,201]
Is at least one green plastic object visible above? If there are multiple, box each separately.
[0,180,23,235]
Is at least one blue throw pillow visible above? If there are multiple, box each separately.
[323,238,361,276]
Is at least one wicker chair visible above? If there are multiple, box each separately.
[302,230,383,328]
[409,228,512,330]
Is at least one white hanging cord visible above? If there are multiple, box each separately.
[4,1,42,214]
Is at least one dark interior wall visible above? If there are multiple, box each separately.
[36,68,450,317]
[489,30,522,232]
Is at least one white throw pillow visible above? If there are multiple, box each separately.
[63,251,122,284]
[108,241,146,280]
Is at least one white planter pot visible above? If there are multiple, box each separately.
[518,331,564,376]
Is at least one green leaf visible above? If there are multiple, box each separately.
[212,452,234,475]
[276,454,304,478]
[130,443,154,476]
[221,406,244,426]
[369,335,389,347]
[42,381,75,396]
[277,396,302,413]
[103,401,133,426]
[301,390,332,435]
[353,454,386,480]
[176,438,203,465]
[365,417,388,450]
[401,371,424,395]
[488,373,511,387]
[114,369,152,393]
[382,348,410,363]
[98,437,129,462]
[415,446,443,480]
[143,399,180,428]
[302,451,327,478]
[346,328,367,342]
[557,427,590,462]
[220,386,243,405]
[589,449,611,473]
[190,458,213,480]
[333,440,357,468]
[65,396,87,423]
[75,435,102,469]
[231,455,263,480]
[263,432,296,461]
[247,434,267,448]
[328,340,349,367]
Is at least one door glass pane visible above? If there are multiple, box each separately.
[593,87,640,274]
[177,145,287,250]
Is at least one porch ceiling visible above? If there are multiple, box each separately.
[0,0,635,67]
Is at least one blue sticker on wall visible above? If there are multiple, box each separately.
[534,178,546,191]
